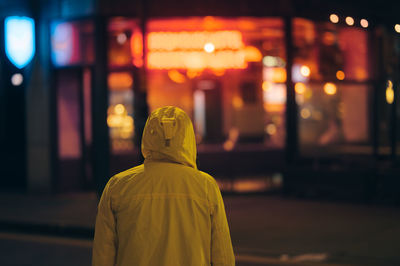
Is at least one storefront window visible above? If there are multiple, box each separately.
[146,17,286,149]
[293,18,371,154]
[107,18,138,154]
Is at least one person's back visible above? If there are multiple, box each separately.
[92,106,235,266]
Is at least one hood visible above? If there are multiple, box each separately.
[141,106,197,169]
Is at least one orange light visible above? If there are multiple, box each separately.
[232,96,243,109]
[168,70,186,83]
[336,70,345,80]
[244,46,262,62]
[263,67,287,83]
[295,82,306,94]
[265,124,277,135]
[262,81,271,91]
[108,72,133,90]
[148,31,244,51]
[300,65,310,77]
[300,108,311,119]
[386,80,394,104]
[345,17,354,26]
[130,28,143,67]
[360,19,369,28]
[114,104,125,115]
[330,14,339,23]
[146,30,247,70]
[148,50,247,70]
[324,82,337,95]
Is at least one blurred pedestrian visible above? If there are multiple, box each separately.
[92,106,235,266]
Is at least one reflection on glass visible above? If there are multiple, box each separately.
[108,72,135,153]
[294,18,370,150]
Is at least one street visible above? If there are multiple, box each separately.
[1,194,400,265]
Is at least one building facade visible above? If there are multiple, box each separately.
[0,0,399,199]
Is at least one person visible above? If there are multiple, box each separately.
[92,106,235,266]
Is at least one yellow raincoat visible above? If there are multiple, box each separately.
[92,106,235,266]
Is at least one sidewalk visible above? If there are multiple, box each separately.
[1,192,400,265]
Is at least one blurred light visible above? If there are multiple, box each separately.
[148,31,243,50]
[300,108,311,119]
[292,64,309,82]
[223,140,235,151]
[223,128,239,151]
[187,69,201,79]
[395,24,400,33]
[295,82,306,94]
[148,51,246,70]
[51,22,79,66]
[263,83,286,105]
[263,56,286,67]
[263,67,286,83]
[262,81,271,91]
[360,19,369,28]
[265,124,277,135]
[386,80,394,104]
[114,104,125,115]
[244,46,262,62]
[322,32,336,45]
[147,31,247,70]
[204,42,215,53]
[108,72,133,90]
[212,68,225,76]
[194,90,206,138]
[168,70,186,83]
[330,14,339,23]
[300,65,310,77]
[336,70,345,80]
[117,33,127,44]
[324,82,337,95]
[5,16,35,69]
[232,96,244,109]
[263,56,278,67]
[345,17,354,26]
[11,73,23,86]
[130,28,143,67]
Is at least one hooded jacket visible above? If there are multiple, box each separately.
[92,106,235,266]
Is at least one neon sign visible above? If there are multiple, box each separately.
[51,22,80,66]
[5,16,35,69]
[146,31,247,70]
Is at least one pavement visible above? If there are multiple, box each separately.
[0,192,400,266]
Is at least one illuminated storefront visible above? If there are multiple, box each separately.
[46,12,400,192]
[2,0,399,194]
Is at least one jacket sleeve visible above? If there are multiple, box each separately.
[210,181,235,266]
[92,180,117,266]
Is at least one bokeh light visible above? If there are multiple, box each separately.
[330,14,339,23]
[360,19,368,28]
[204,42,215,53]
[395,24,400,33]
[324,82,337,95]
[295,82,306,94]
[345,17,354,26]
[336,70,345,80]
[11,73,23,86]
[300,65,311,77]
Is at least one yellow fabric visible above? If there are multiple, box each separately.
[92,106,235,266]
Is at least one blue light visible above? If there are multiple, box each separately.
[5,16,35,69]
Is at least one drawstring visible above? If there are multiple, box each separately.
[161,116,176,146]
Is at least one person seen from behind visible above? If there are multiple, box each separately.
[92,106,235,266]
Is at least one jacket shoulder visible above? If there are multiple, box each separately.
[198,170,219,188]
[109,164,144,186]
